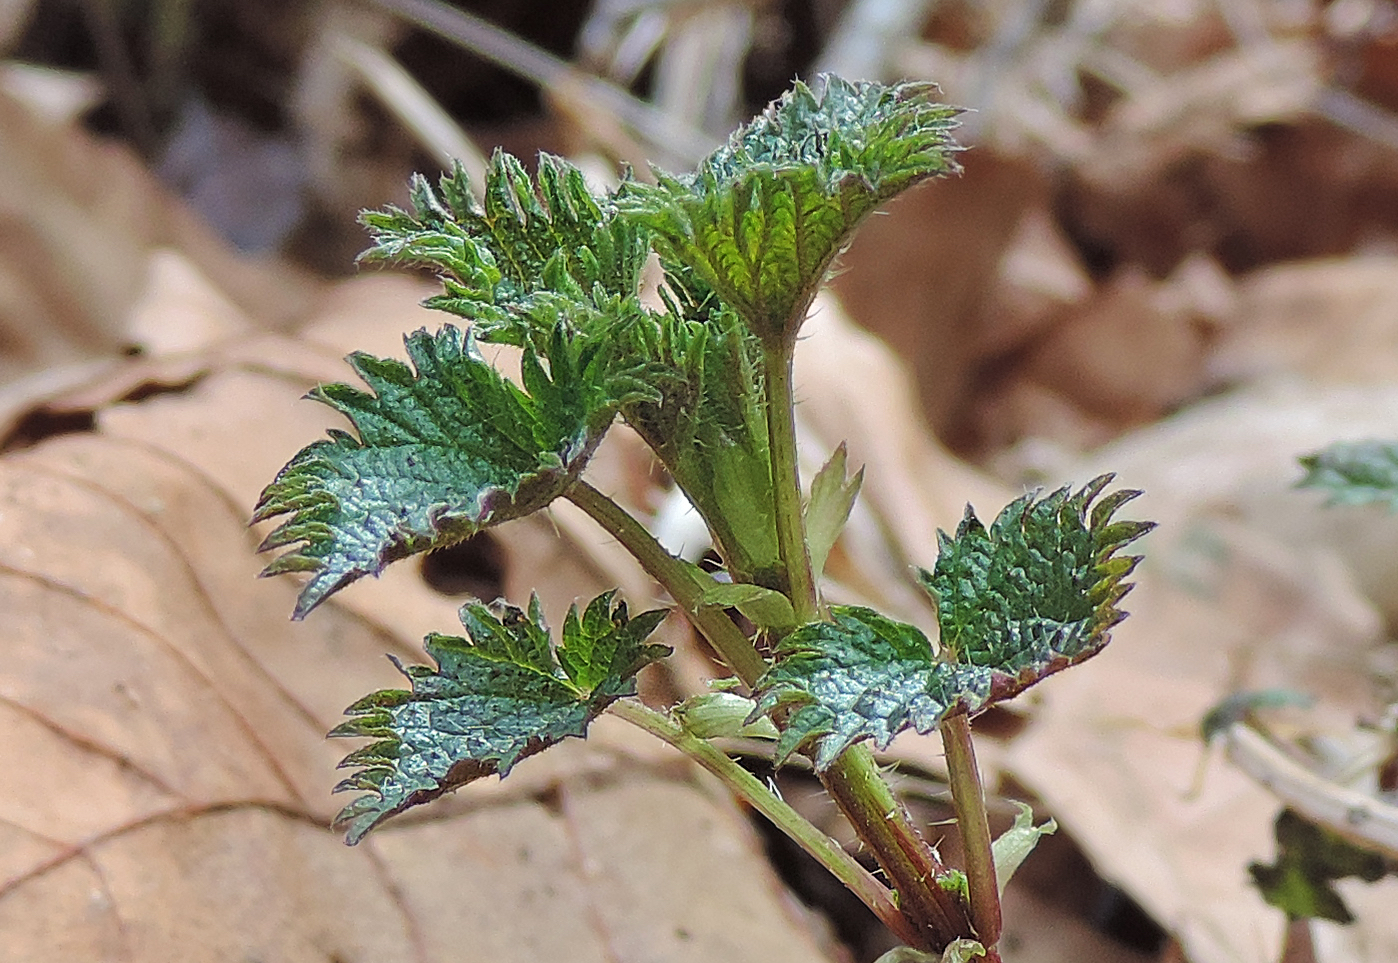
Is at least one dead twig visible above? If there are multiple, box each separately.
[330,32,490,194]
[1224,723,1398,861]
[360,0,715,168]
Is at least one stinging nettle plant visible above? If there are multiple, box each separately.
[255,75,1153,961]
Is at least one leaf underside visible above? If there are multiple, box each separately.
[1298,440,1398,510]
[331,592,669,844]
[755,475,1154,768]
[253,325,623,618]
[621,74,962,343]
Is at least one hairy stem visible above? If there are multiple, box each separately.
[571,474,965,945]
[564,480,768,686]
[941,713,1001,945]
[609,699,925,948]
[759,335,971,948]
[761,342,820,623]
[821,745,973,948]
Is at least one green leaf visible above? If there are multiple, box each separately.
[621,75,961,344]
[807,442,863,585]
[254,324,630,618]
[359,152,650,348]
[1200,689,1314,744]
[362,148,785,585]
[1249,809,1391,923]
[1298,440,1398,510]
[330,592,670,844]
[754,477,1153,768]
[923,475,1153,668]
[755,606,985,767]
[992,802,1056,894]
[700,582,797,631]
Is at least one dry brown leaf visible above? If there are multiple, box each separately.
[830,153,1049,440]
[0,266,845,961]
[1022,266,1209,426]
[0,84,319,384]
[978,206,1094,359]
[1212,255,1398,387]
[977,249,1234,458]
[976,378,1120,457]
[1004,379,1398,963]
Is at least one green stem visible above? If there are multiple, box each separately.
[761,342,820,623]
[941,712,1001,945]
[564,480,767,687]
[609,699,926,949]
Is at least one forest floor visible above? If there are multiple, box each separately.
[1,2,1396,961]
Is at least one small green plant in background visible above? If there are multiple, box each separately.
[1198,442,1398,953]
[255,75,1153,962]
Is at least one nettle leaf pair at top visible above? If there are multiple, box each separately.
[255,74,1153,946]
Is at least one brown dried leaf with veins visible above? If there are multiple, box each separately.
[0,269,839,963]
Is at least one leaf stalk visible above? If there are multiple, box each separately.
[760,331,973,949]
[609,698,925,948]
[570,476,972,947]
[820,745,973,948]
[564,480,768,686]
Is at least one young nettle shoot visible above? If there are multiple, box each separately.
[255,75,1153,961]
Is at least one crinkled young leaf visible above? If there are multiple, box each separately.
[621,75,961,344]
[619,280,784,585]
[1298,440,1398,510]
[754,476,1153,768]
[331,592,670,844]
[755,606,989,767]
[1249,808,1391,923]
[360,151,650,348]
[925,475,1153,667]
[254,324,632,618]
